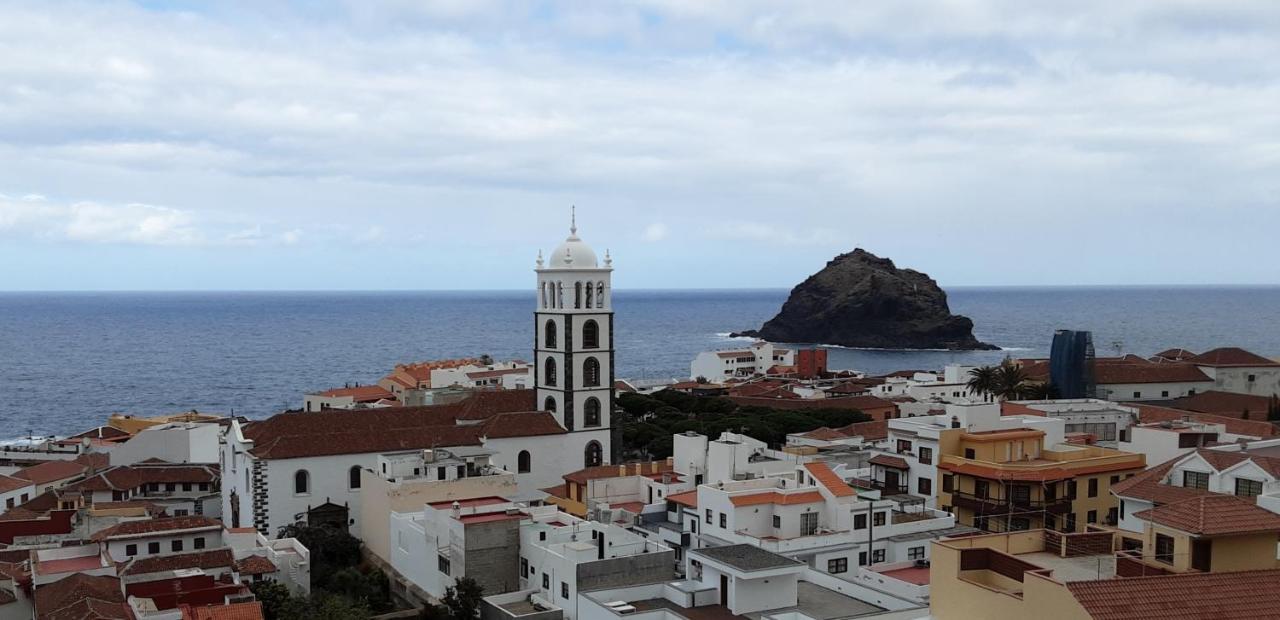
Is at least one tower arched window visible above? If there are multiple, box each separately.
[585,441,603,468]
[545,358,557,386]
[584,397,601,427]
[349,466,362,490]
[541,282,547,308]
[583,357,601,387]
[294,470,310,495]
[586,283,593,309]
[596,282,605,308]
[545,319,557,349]
[583,320,599,349]
[544,395,557,413]
[518,450,532,474]
[575,282,582,309]
[557,282,564,308]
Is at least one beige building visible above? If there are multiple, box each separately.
[936,426,1145,533]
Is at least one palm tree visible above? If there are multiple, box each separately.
[966,366,999,400]
[993,359,1031,401]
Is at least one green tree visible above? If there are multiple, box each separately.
[442,577,485,620]
[251,581,295,620]
[966,365,999,399]
[993,359,1032,401]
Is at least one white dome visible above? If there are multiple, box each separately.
[549,231,598,269]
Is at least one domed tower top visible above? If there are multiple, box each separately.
[542,206,609,271]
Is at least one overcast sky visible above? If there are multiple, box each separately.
[1,1,1278,290]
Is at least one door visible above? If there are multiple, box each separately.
[883,470,900,492]
[720,574,729,607]
[1192,539,1212,572]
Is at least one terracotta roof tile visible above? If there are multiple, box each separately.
[1093,362,1213,385]
[868,454,910,469]
[835,419,890,441]
[1134,404,1277,438]
[729,491,824,507]
[14,460,88,485]
[797,427,846,441]
[1065,569,1280,620]
[564,461,673,485]
[1170,390,1276,418]
[1109,457,1209,505]
[1189,347,1280,367]
[0,475,32,494]
[64,463,217,493]
[121,549,235,575]
[34,573,124,620]
[1133,495,1280,535]
[666,490,698,508]
[479,412,566,439]
[803,462,855,497]
[183,602,265,620]
[1152,348,1197,361]
[233,555,277,575]
[313,385,394,401]
[91,516,221,541]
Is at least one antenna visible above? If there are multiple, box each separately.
[570,205,577,235]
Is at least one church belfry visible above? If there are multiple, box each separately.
[535,209,613,468]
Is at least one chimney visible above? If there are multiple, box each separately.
[1238,438,1250,453]
[452,501,461,519]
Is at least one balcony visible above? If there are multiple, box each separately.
[950,491,1072,515]
[850,478,908,495]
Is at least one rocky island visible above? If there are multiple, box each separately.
[733,249,998,350]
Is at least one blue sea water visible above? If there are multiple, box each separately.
[1,287,1278,438]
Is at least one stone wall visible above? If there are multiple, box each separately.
[576,550,675,592]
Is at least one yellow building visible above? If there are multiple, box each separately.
[931,527,1280,620]
[936,427,1145,533]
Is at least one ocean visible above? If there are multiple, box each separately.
[1,287,1278,438]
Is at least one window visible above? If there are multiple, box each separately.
[908,546,926,560]
[561,582,569,599]
[1110,475,1120,485]
[1088,478,1098,498]
[1087,510,1097,524]
[436,467,446,481]
[1010,518,1030,531]
[827,558,848,574]
[975,480,989,499]
[873,511,886,527]
[521,557,529,577]
[545,319,557,348]
[596,282,605,308]
[148,542,160,554]
[126,544,138,557]
[518,451,532,474]
[918,447,932,465]
[719,513,727,528]
[1132,391,1141,398]
[584,398,601,427]
[942,474,954,493]
[1065,513,1077,533]
[897,439,913,453]
[194,537,205,549]
[294,470,309,495]
[801,512,818,536]
[574,282,582,308]
[583,320,600,349]
[964,448,976,459]
[773,515,781,528]
[1066,480,1078,499]
[542,573,549,589]
[1161,390,1169,398]
[1183,471,1209,490]
[166,483,176,492]
[1236,478,1264,498]
[584,441,603,468]
[199,483,208,491]
[1248,374,1257,382]
[1155,534,1175,564]
[858,552,868,566]
[173,509,189,517]
[872,549,885,563]
[349,466,362,490]
[705,509,713,524]
[854,514,867,530]
[917,477,932,496]
[172,540,183,552]
[544,358,557,386]
[583,357,601,387]
[182,483,192,492]
[439,556,451,576]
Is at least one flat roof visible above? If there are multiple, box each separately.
[887,524,981,543]
[692,544,803,573]
[427,496,508,509]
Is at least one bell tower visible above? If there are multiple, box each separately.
[535,208,613,468]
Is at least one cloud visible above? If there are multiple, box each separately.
[641,222,668,242]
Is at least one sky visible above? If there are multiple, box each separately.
[1,1,1278,291]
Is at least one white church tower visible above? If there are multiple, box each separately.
[535,210,613,468]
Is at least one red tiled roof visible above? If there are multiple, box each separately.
[69,426,132,440]
[803,462,855,497]
[729,491,824,507]
[182,602,265,620]
[1132,495,1280,535]
[479,412,566,439]
[1189,347,1279,367]
[1152,348,1197,361]
[64,464,218,493]
[313,385,394,401]
[121,549,235,576]
[75,452,111,470]
[1093,362,1213,385]
[91,516,222,541]
[868,454,909,469]
[1133,404,1277,438]
[564,461,673,485]
[835,419,890,441]
[666,490,698,508]
[1109,457,1207,505]
[0,475,32,494]
[1065,569,1280,620]
[1170,390,1276,418]
[797,427,846,441]
[14,460,88,485]
[34,573,124,620]
[234,555,277,575]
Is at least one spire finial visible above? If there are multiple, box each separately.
[570,205,577,235]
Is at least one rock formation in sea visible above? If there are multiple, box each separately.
[733,249,998,350]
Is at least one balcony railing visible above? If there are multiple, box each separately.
[950,491,1072,515]
[851,478,908,495]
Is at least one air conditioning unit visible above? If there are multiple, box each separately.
[598,509,613,523]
